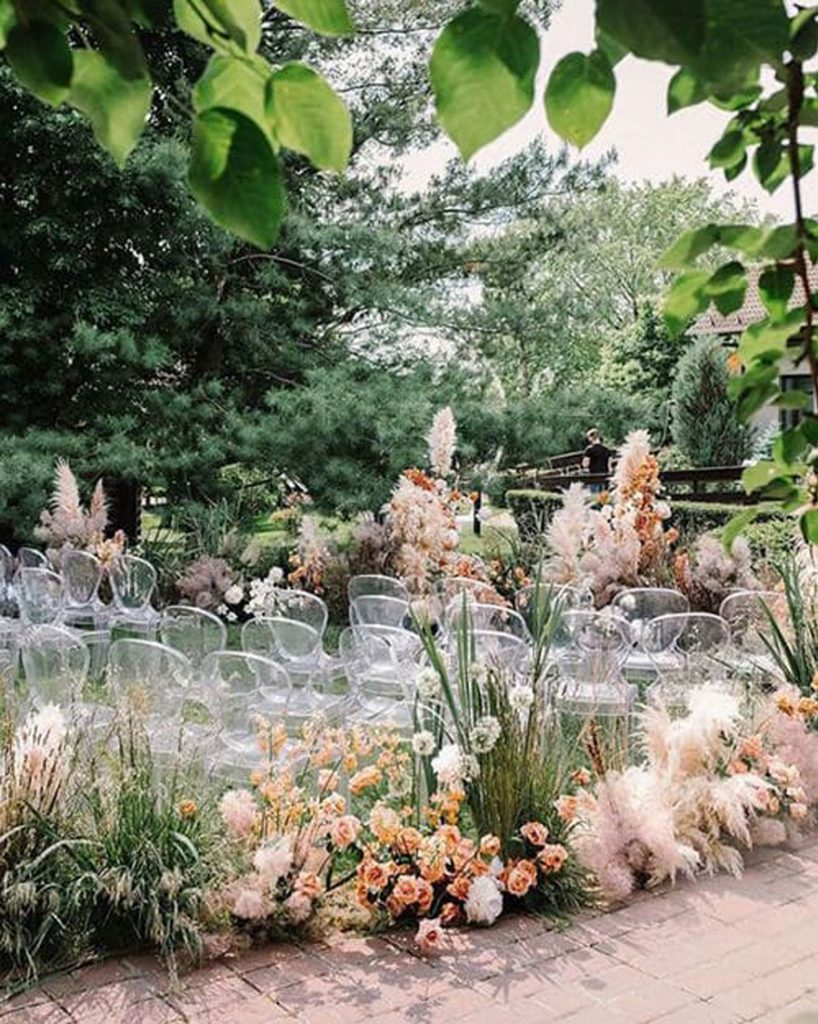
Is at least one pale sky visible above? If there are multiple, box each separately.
[405,0,798,222]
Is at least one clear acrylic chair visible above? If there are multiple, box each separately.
[107,638,193,751]
[434,576,499,606]
[339,626,413,729]
[20,624,90,711]
[17,568,64,625]
[613,587,690,680]
[445,599,530,641]
[719,590,787,687]
[0,619,20,693]
[0,544,16,617]
[109,555,160,638]
[240,617,326,725]
[271,588,329,637]
[17,547,48,569]
[643,612,731,711]
[348,574,410,603]
[61,549,107,626]
[160,605,227,667]
[350,594,410,629]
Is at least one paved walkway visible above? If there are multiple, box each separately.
[5,840,818,1024]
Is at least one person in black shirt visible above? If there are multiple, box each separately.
[582,428,611,493]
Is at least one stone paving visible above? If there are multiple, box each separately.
[5,840,818,1024]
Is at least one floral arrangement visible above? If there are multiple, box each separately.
[673,533,759,613]
[287,515,333,595]
[34,459,125,566]
[176,555,237,612]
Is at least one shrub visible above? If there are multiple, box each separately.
[671,337,753,466]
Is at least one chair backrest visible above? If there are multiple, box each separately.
[160,605,228,666]
[0,544,14,584]
[554,610,631,680]
[350,594,410,628]
[338,627,409,717]
[446,599,529,640]
[17,567,64,625]
[460,629,530,676]
[20,624,90,707]
[18,547,48,569]
[350,624,423,664]
[719,590,785,645]
[107,638,192,717]
[241,616,322,662]
[434,576,497,606]
[348,574,410,603]
[612,588,690,645]
[62,549,103,607]
[109,555,156,612]
[643,612,730,656]
[271,589,328,636]
[0,619,19,685]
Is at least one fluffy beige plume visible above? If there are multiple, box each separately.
[52,459,82,520]
[427,407,457,478]
[88,479,108,533]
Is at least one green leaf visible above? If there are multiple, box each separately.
[738,309,806,362]
[545,50,615,149]
[754,224,798,261]
[689,0,789,92]
[430,8,539,161]
[706,260,746,316]
[801,507,818,544]
[719,223,765,255]
[478,0,519,14]
[753,136,789,193]
[273,0,353,36]
[773,427,808,465]
[596,0,706,64]
[193,54,272,143]
[595,25,628,66]
[267,63,352,172]
[69,50,151,166]
[660,224,718,269]
[791,6,818,61]
[775,390,811,410]
[0,0,16,48]
[189,107,285,249]
[173,0,261,53]
[759,264,795,322]
[663,269,709,335]
[722,506,761,553]
[802,416,818,444]
[78,0,148,80]
[742,459,785,494]
[667,67,706,113]
[5,20,73,106]
[724,154,748,181]
[708,130,745,170]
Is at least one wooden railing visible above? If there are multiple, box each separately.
[515,463,750,504]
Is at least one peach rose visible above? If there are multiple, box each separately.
[727,759,749,776]
[349,765,382,795]
[790,802,809,821]
[554,795,579,823]
[520,821,549,847]
[370,803,402,845]
[738,736,763,761]
[178,799,197,819]
[359,857,394,891]
[416,917,444,957]
[538,843,568,874]
[446,875,471,901]
[572,768,592,787]
[479,834,501,857]
[435,824,461,854]
[329,815,361,851]
[294,871,323,899]
[506,860,537,897]
[416,877,434,913]
[392,874,420,907]
[395,827,423,855]
[440,902,461,925]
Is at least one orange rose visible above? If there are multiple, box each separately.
[416,877,434,913]
[359,857,394,891]
[329,815,361,851]
[446,875,471,901]
[479,834,501,857]
[395,827,423,855]
[178,799,197,819]
[554,795,579,823]
[520,821,549,847]
[440,902,461,925]
[392,875,419,907]
[506,860,537,897]
[294,871,323,899]
[435,824,461,854]
[370,804,401,845]
[349,765,382,795]
[572,768,592,787]
[538,844,568,874]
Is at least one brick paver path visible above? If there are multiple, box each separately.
[5,841,818,1024]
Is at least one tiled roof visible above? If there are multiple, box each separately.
[691,262,818,335]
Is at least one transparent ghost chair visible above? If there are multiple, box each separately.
[350,594,410,629]
[612,587,690,680]
[240,619,326,728]
[270,589,329,638]
[434,576,497,606]
[445,599,530,642]
[200,650,294,767]
[452,629,530,682]
[515,581,592,621]
[339,627,413,730]
[109,555,160,638]
[20,624,90,713]
[17,568,64,625]
[0,544,16,617]
[107,638,194,754]
[719,590,787,688]
[160,605,227,668]
[61,549,106,624]
[348,574,410,604]
[17,547,48,569]
[642,612,731,712]
[0,619,20,694]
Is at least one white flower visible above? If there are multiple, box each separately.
[417,668,441,701]
[270,567,284,582]
[465,875,503,927]
[460,754,481,782]
[226,610,237,623]
[253,836,292,883]
[510,685,534,712]
[432,743,463,786]
[471,715,501,754]
[412,730,436,756]
[224,584,244,606]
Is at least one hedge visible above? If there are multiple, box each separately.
[506,489,794,565]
